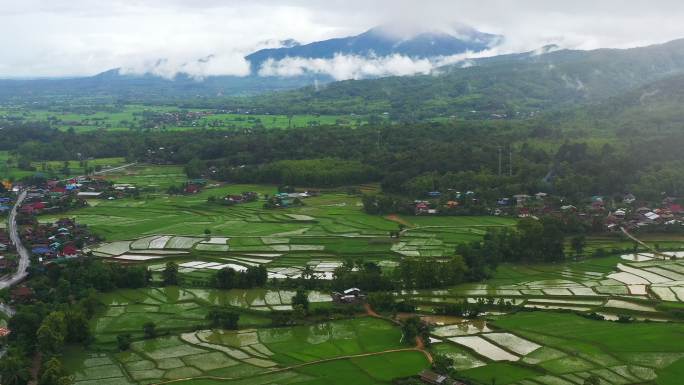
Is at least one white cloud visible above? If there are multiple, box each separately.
[2,1,684,78]
[256,48,505,80]
[258,54,433,80]
[119,53,251,80]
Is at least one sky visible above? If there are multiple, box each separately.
[2,0,684,79]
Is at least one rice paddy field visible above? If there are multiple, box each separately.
[67,304,429,385]
[42,175,516,280]
[427,312,684,385]
[72,283,684,385]
[34,164,684,385]
[90,287,333,345]
[400,251,684,321]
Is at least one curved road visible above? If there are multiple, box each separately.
[0,190,29,290]
[0,191,26,359]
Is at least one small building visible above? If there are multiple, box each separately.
[332,288,366,304]
[415,202,430,215]
[77,191,103,198]
[669,204,684,214]
[623,193,636,204]
[419,370,464,385]
[513,194,531,206]
[185,184,201,194]
[11,286,34,303]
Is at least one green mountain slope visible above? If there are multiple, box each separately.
[235,39,684,119]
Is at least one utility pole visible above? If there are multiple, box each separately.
[509,146,513,176]
[498,146,502,176]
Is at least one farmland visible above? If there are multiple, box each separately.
[444,312,684,385]
[39,166,515,281]
[65,282,684,385]
[0,150,128,181]
[20,165,684,385]
[67,298,429,385]
[0,104,366,133]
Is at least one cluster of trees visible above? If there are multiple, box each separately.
[434,297,517,318]
[396,257,468,289]
[457,217,567,282]
[206,308,240,329]
[7,117,684,210]
[214,266,268,289]
[218,158,379,187]
[0,259,152,384]
[331,261,393,292]
[400,316,430,345]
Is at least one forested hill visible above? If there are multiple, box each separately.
[550,72,684,134]
[5,38,684,120]
[231,38,684,119]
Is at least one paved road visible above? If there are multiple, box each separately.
[0,191,26,359]
[0,190,29,289]
[92,162,137,175]
[620,226,670,260]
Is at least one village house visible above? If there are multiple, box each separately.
[11,286,34,303]
[623,193,636,204]
[223,191,259,205]
[419,370,465,385]
[332,288,366,304]
[513,194,531,207]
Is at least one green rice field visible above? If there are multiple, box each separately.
[429,311,684,385]
[67,306,428,385]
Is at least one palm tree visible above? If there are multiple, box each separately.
[0,350,30,385]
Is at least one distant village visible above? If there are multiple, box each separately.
[412,190,684,233]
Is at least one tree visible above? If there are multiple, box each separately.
[79,291,101,319]
[401,316,429,345]
[38,357,73,385]
[65,309,92,345]
[571,234,587,257]
[0,349,31,385]
[292,289,309,312]
[162,262,179,286]
[117,334,132,351]
[184,158,205,179]
[432,353,454,375]
[143,322,157,339]
[206,308,240,329]
[37,311,67,355]
[216,267,237,289]
[292,304,307,320]
[299,265,317,289]
[367,292,396,312]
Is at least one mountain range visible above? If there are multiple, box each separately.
[245,25,502,73]
[4,29,684,124]
[232,38,684,119]
[0,24,502,100]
